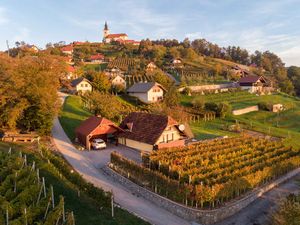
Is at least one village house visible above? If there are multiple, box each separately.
[89,53,105,63]
[118,112,189,152]
[127,82,165,103]
[239,75,270,93]
[110,74,126,88]
[61,45,73,55]
[66,65,76,80]
[71,77,92,94]
[230,65,251,77]
[105,66,124,78]
[75,116,122,150]
[171,58,184,68]
[63,56,73,65]
[146,62,157,72]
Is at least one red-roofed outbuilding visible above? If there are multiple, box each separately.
[75,116,122,150]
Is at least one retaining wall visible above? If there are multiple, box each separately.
[103,165,300,225]
[232,105,259,115]
[178,83,237,92]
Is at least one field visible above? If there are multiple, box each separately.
[111,136,300,208]
[59,96,92,141]
[0,142,149,225]
[184,92,300,148]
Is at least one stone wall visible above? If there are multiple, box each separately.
[232,105,259,115]
[178,83,237,92]
[103,165,300,225]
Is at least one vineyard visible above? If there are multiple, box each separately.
[125,74,155,87]
[0,149,73,224]
[0,142,149,225]
[107,58,136,71]
[111,136,300,209]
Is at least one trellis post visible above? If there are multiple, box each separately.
[51,185,55,208]
[111,189,114,218]
[6,208,9,225]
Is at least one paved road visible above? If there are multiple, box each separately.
[52,93,191,225]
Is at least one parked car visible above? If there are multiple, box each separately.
[91,138,106,150]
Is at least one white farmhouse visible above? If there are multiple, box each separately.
[71,77,92,94]
[127,82,165,103]
[110,75,126,88]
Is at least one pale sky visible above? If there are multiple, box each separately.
[0,0,299,66]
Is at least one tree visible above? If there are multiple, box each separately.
[163,86,180,107]
[89,72,111,93]
[192,97,205,111]
[152,69,173,90]
[287,66,300,95]
[0,53,66,134]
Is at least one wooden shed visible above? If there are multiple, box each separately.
[75,116,122,150]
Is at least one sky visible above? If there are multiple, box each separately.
[0,0,299,66]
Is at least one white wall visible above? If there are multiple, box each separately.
[118,137,153,152]
[76,81,92,92]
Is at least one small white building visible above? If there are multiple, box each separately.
[110,75,126,88]
[146,62,157,72]
[71,77,92,94]
[127,82,165,103]
[239,75,269,93]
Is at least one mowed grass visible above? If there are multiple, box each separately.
[186,92,300,148]
[0,142,150,225]
[59,95,92,141]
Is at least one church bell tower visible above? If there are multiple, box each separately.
[103,21,109,41]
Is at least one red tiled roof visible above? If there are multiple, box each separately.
[106,33,128,38]
[118,112,179,145]
[75,116,120,136]
[90,54,104,60]
[68,66,75,72]
[61,45,73,52]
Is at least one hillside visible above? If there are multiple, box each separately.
[0,142,149,225]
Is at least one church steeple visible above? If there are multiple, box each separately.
[103,21,110,42]
[104,21,108,31]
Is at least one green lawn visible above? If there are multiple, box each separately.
[186,92,300,149]
[190,119,238,140]
[83,63,108,72]
[0,142,150,225]
[59,95,92,141]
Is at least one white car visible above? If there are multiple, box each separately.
[91,139,106,150]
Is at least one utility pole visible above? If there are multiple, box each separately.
[6,40,10,57]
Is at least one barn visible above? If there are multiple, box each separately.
[75,116,122,150]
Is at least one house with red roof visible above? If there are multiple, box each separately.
[118,112,189,152]
[61,45,73,55]
[90,53,105,63]
[75,116,122,150]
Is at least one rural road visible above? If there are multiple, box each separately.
[52,92,299,225]
[51,92,191,225]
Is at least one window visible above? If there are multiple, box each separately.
[85,84,88,87]
[81,84,84,87]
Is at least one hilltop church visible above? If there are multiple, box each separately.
[102,22,140,46]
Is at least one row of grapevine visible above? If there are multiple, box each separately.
[125,74,154,87]
[111,137,300,209]
[107,58,136,71]
[0,149,74,224]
